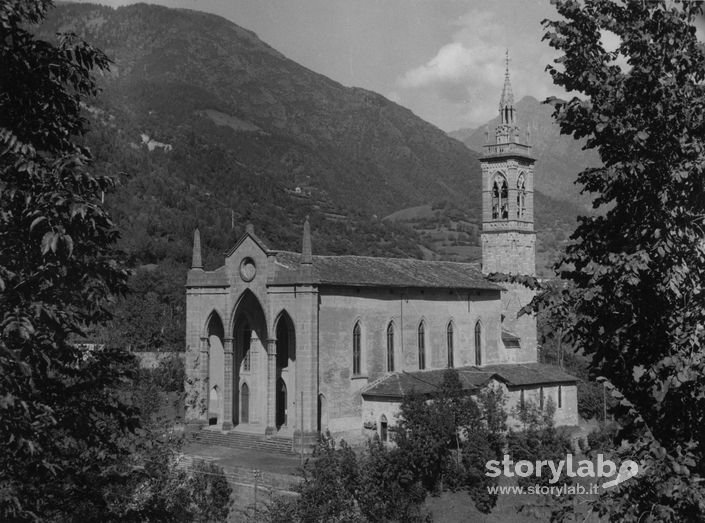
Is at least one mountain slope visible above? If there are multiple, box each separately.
[47,3,483,221]
[39,3,583,276]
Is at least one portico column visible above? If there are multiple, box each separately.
[265,338,277,436]
[199,337,209,423]
[222,337,234,430]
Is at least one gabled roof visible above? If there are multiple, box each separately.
[270,251,500,291]
[224,230,271,258]
[362,368,493,399]
[362,363,577,400]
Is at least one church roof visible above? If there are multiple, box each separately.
[270,251,500,291]
[362,363,578,399]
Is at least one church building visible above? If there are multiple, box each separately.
[184,60,579,448]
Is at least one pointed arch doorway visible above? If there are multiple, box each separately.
[276,378,287,428]
[274,311,296,432]
[241,383,250,424]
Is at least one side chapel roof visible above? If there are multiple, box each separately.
[362,363,578,399]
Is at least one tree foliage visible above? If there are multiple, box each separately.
[258,435,429,523]
[0,0,135,519]
[542,1,705,520]
[394,371,507,513]
[0,2,232,520]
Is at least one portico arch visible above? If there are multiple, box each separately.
[205,312,225,426]
[274,311,296,431]
[230,290,269,428]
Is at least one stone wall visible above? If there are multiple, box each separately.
[134,351,185,369]
[481,230,536,277]
[317,286,503,440]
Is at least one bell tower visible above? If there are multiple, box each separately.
[481,50,536,277]
[480,51,537,360]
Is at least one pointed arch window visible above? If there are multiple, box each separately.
[353,322,362,376]
[386,322,395,372]
[417,322,426,370]
[474,321,482,366]
[446,322,454,368]
[491,174,509,220]
[517,173,527,218]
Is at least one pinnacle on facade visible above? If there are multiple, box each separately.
[191,227,203,270]
[301,215,312,265]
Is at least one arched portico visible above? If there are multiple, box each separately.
[205,312,225,426]
[229,289,269,430]
[274,311,296,432]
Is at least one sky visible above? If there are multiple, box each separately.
[69,0,705,132]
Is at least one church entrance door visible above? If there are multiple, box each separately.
[276,378,287,428]
[241,383,249,424]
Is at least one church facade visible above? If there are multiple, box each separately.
[184,63,578,447]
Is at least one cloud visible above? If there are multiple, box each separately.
[394,4,564,130]
[399,42,503,96]
[398,9,505,101]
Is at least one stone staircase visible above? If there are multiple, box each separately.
[191,430,296,455]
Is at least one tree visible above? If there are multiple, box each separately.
[395,370,481,493]
[394,370,506,514]
[507,398,572,489]
[0,2,227,520]
[543,1,705,520]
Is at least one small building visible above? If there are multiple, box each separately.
[183,58,578,447]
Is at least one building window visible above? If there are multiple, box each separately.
[353,322,362,375]
[386,322,395,372]
[491,173,509,220]
[446,322,454,368]
[517,173,527,218]
[417,321,426,370]
[380,414,388,442]
[558,385,562,409]
[474,321,482,366]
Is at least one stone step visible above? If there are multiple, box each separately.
[191,430,297,455]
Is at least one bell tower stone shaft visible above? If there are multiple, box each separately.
[481,50,536,277]
[480,51,537,360]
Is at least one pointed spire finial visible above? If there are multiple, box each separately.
[302,215,312,265]
[246,223,254,235]
[500,49,514,109]
[192,227,203,270]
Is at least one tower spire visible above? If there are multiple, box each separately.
[191,227,203,270]
[496,49,518,144]
[500,49,514,109]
